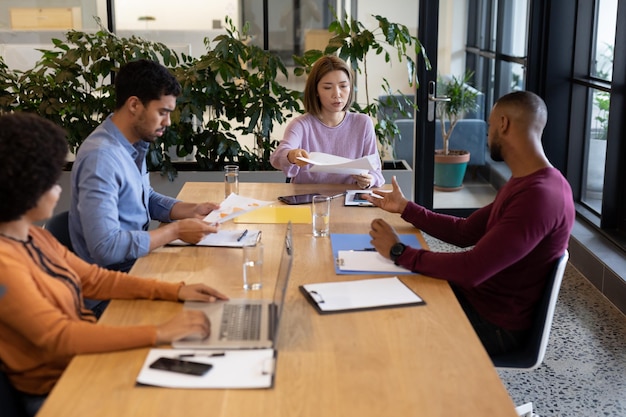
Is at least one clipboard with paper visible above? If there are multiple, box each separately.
[330,233,421,275]
[136,348,276,389]
[300,276,425,314]
[168,229,262,247]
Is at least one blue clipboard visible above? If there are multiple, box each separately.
[329,233,421,275]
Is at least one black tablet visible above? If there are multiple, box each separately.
[278,193,321,205]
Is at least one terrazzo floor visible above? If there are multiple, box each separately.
[423,234,626,417]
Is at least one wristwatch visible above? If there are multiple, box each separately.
[389,242,406,264]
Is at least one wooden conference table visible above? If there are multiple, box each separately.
[38,182,518,417]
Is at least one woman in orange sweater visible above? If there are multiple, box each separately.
[0,113,228,416]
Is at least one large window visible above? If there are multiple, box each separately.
[574,0,616,215]
[569,0,625,248]
[465,0,529,120]
[0,1,104,70]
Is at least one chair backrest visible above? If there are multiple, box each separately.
[0,369,28,417]
[491,250,569,370]
[44,210,73,252]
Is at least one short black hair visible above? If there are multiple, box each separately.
[0,113,68,222]
[114,59,182,109]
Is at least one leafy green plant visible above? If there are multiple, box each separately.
[4,20,178,154]
[0,14,424,178]
[292,14,429,151]
[436,72,478,155]
[0,18,301,179]
[169,17,301,173]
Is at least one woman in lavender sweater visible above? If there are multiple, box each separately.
[270,55,384,189]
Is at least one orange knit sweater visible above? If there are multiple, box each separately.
[0,226,182,395]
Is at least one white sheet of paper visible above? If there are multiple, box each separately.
[337,250,410,273]
[296,152,376,175]
[136,349,275,389]
[203,194,274,224]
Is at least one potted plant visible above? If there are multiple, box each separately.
[0,17,301,181]
[434,72,479,191]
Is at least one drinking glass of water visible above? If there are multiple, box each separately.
[242,243,263,290]
[224,165,239,198]
[311,195,331,237]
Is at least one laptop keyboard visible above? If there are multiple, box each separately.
[219,303,262,341]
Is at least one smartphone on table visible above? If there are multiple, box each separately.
[149,357,213,376]
[278,193,321,205]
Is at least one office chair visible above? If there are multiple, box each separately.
[0,368,29,417]
[491,250,569,370]
[44,210,73,252]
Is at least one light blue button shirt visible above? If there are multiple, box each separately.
[69,115,178,271]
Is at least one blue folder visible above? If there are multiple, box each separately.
[329,233,422,275]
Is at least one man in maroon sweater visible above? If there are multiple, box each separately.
[365,91,575,355]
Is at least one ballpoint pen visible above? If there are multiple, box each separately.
[237,229,248,242]
[330,192,346,200]
[178,352,226,358]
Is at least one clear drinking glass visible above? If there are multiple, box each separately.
[224,165,239,198]
[311,195,331,237]
[242,243,263,290]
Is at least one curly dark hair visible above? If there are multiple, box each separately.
[114,59,182,109]
[0,113,68,222]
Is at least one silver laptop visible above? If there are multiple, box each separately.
[173,222,293,349]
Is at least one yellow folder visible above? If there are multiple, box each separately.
[234,206,312,224]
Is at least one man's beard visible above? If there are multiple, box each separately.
[490,143,503,162]
[489,133,504,162]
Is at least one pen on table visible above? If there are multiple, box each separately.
[178,352,226,358]
[360,247,377,251]
[330,192,346,200]
[236,229,248,242]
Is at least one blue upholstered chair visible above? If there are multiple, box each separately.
[434,119,487,166]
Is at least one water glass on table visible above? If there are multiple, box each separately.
[242,243,263,290]
[312,195,331,237]
[224,165,239,198]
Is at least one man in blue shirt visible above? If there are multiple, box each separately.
[70,59,220,274]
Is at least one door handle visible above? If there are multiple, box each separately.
[427,80,450,121]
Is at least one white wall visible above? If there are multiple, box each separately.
[114,0,238,30]
[438,0,468,77]
[353,0,420,101]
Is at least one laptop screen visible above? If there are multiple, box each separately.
[271,222,293,332]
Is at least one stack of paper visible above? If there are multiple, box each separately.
[296,152,377,175]
[203,194,273,224]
